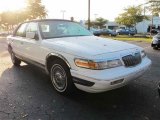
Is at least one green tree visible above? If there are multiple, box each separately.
[26,0,47,20]
[147,0,160,16]
[0,11,27,30]
[115,6,147,28]
[94,17,108,28]
[0,0,47,31]
[86,17,108,28]
[14,10,29,23]
[0,11,17,30]
[85,20,96,28]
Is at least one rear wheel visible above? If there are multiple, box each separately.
[50,60,75,94]
[10,49,21,66]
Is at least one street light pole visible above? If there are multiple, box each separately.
[88,0,91,30]
[61,10,66,19]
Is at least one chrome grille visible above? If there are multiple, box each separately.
[122,52,141,67]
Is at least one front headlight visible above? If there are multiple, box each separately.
[141,50,146,58]
[74,58,122,70]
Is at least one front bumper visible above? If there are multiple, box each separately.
[71,57,151,93]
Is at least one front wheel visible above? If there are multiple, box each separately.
[50,60,75,94]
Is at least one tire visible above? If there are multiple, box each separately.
[50,59,75,94]
[153,46,158,50]
[10,49,21,66]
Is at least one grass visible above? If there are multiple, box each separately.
[102,35,152,43]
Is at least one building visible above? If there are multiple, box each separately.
[136,16,160,33]
[105,22,126,30]
[105,16,160,33]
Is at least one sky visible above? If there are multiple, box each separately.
[0,0,146,21]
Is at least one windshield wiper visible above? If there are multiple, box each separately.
[44,35,92,39]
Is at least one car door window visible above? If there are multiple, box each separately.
[26,22,38,40]
[15,23,27,37]
[26,22,38,33]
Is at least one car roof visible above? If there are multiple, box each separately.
[13,19,79,35]
[22,19,73,24]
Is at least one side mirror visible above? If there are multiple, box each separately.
[26,32,39,40]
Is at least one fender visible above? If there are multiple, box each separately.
[45,52,71,74]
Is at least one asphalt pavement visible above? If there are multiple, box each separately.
[0,37,160,120]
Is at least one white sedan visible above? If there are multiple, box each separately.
[7,19,152,94]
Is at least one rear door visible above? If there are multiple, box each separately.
[9,23,28,57]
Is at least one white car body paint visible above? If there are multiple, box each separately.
[7,20,152,93]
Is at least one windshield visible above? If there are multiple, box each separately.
[39,20,92,39]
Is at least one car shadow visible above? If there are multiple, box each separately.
[0,64,159,120]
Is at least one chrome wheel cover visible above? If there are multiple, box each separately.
[51,64,67,92]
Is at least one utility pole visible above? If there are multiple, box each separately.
[150,13,154,36]
[88,0,91,30]
[61,10,66,19]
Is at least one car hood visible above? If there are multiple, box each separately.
[44,36,140,57]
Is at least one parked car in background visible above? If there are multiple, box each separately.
[90,28,102,36]
[151,33,160,50]
[7,19,151,94]
[150,29,160,35]
[116,29,136,36]
[101,29,117,36]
